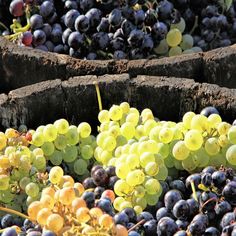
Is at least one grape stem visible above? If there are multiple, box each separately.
[190,181,198,202]
[94,82,103,111]
[128,219,146,232]
[189,16,198,35]
[0,21,9,31]
[200,197,218,212]
[0,206,31,220]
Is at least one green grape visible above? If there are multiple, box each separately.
[54,135,67,150]
[228,126,236,144]
[154,39,169,54]
[182,111,195,129]
[174,159,184,170]
[208,153,226,168]
[184,130,203,151]
[134,185,145,198]
[120,122,135,140]
[180,34,194,50]
[172,140,190,160]
[116,135,127,147]
[62,145,78,163]
[19,177,31,190]
[113,197,125,211]
[149,126,161,142]
[43,124,57,142]
[144,162,159,176]
[157,143,169,158]
[97,132,108,147]
[145,193,159,206]
[98,110,110,123]
[164,154,174,168]
[182,155,197,172]
[26,195,39,206]
[192,147,209,167]
[80,145,93,160]
[114,180,131,197]
[145,178,161,195]
[226,145,236,165]
[65,125,80,145]
[126,154,139,169]
[41,142,55,156]
[171,17,186,33]
[183,49,194,54]
[205,137,220,155]
[54,119,69,134]
[133,197,147,210]
[140,152,155,168]
[78,122,91,138]
[169,46,182,57]
[25,183,39,198]
[116,163,130,179]
[49,150,63,165]
[191,114,208,132]
[33,155,46,170]
[102,136,117,151]
[32,131,44,147]
[73,159,87,175]
[155,154,164,166]
[0,175,10,190]
[109,105,123,121]
[32,148,44,156]
[100,150,112,165]
[191,47,203,53]
[143,120,157,134]
[119,201,133,211]
[166,29,182,47]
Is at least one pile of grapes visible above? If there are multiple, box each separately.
[1,0,236,59]
[0,102,235,235]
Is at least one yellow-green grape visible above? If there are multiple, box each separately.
[155,164,168,180]
[126,171,141,186]
[120,122,135,140]
[191,147,209,168]
[134,169,145,185]
[133,197,147,210]
[157,143,169,158]
[217,122,231,135]
[218,135,230,148]
[134,205,143,215]
[228,126,236,144]
[140,152,155,168]
[154,39,169,54]
[32,132,44,147]
[43,124,57,142]
[208,114,222,128]
[107,158,117,166]
[141,108,154,123]
[182,155,197,172]
[145,193,159,206]
[49,150,63,165]
[121,144,131,154]
[80,145,93,160]
[96,132,108,147]
[109,105,123,121]
[116,163,130,179]
[65,125,80,145]
[116,135,127,147]
[98,110,110,123]
[25,183,40,198]
[62,145,78,162]
[174,159,184,170]
[114,180,132,197]
[135,125,145,139]
[4,146,16,155]
[0,175,10,190]
[126,113,139,126]
[134,185,145,198]
[191,114,209,132]
[129,107,140,117]
[149,126,162,142]
[169,46,182,57]
[126,154,139,169]
[99,122,109,132]
[146,140,159,154]
[113,197,125,211]
[143,119,157,134]
[100,150,112,164]
[166,29,182,47]
[226,145,236,165]
[33,155,46,170]
[129,142,139,154]
[33,148,44,156]
[172,140,190,160]
[49,166,64,184]
[19,177,31,190]
[41,142,55,156]
[54,135,67,150]
[171,17,186,33]
[208,153,226,168]
[78,122,91,138]
[102,136,116,151]
[36,125,45,133]
[119,201,133,211]
[120,102,130,114]
[180,34,194,50]
[184,130,203,151]
[182,111,195,129]
[54,119,69,134]
[159,128,174,144]
[144,178,161,195]
[108,126,120,138]
[144,162,159,176]
[205,137,220,155]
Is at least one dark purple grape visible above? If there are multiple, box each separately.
[176,219,189,230]
[53,44,64,53]
[68,31,84,49]
[222,181,236,206]
[9,0,24,17]
[156,0,174,20]
[35,45,48,52]
[75,15,89,32]
[30,14,44,30]
[109,8,122,26]
[114,50,126,60]
[62,28,72,44]
[201,173,212,187]
[22,31,33,46]
[81,191,95,208]
[92,32,109,50]
[143,219,157,236]
[200,107,219,117]
[94,186,105,199]
[64,0,78,10]
[85,8,102,28]
[220,212,236,229]
[42,24,52,38]
[50,28,62,44]
[45,40,54,52]
[164,190,182,210]
[33,29,46,46]
[114,212,129,226]
[204,227,220,236]
[152,22,168,40]
[157,217,178,236]
[186,198,199,217]
[97,17,109,32]
[92,167,109,186]
[96,198,113,214]
[2,227,17,236]
[105,166,116,177]
[121,208,137,223]
[212,171,226,188]
[82,177,96,189]
[64,9,80,29]
[86,52,97,60]
[173,200,190,220]
[40,1,54,19]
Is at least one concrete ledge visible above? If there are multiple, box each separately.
[0,75,235,129]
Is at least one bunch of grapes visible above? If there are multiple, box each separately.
[3,0,236,59]
[26,166,129,236]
